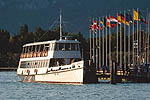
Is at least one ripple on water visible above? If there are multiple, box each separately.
[1,72,150,100]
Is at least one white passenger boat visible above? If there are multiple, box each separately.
[17,11,98,84]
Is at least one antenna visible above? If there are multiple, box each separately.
[60,9,62,40]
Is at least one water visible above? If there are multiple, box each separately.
[0,72,150,100]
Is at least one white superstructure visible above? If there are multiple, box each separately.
[17,39,85,84]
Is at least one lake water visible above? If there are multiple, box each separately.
[0,72,150,100]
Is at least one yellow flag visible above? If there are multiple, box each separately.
[134,10,138,21]
[126,21,129,26]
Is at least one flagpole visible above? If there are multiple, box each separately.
[128,14,131,67]
[124,10,126,74]
[120,12,122,71]
[139,23,141,64]
[96,17,98,70]
[106,15,108,67]
[133,9,135,67]
[93,18,95,63]
[148,11,150,64]
[89,18,92,60]
[117,12,119,64]
[137,8,139,65]
[146,9,148,64]
[102,16,105,67]
[99,17,101,69]
[109,14,111,68]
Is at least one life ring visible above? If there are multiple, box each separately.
[27,70,30,75]
[34,69,38,74]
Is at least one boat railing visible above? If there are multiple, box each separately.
[20,51,48,58]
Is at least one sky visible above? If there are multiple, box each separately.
[0,0,150,37]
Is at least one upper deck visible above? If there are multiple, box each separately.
[20,39,81,60]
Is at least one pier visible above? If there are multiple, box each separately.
[89,8,150,84]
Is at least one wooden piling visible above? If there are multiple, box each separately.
[110,61,116,84]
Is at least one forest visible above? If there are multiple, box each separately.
[0,24,88,67]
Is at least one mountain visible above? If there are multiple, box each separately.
[0,0,150,37]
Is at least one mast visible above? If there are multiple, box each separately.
[133,9,135,67]
[120,12,122,70]
[124,11,126,72]
[96,17,98,69]
[137,8,139,65]
[109,14,111,69]
[93,18,95,63]
[89,18,92,60]
[117,12,119,64]
[99,17,101,69]
[147,11,150,64]
[106,15,108,67]
[60,9,62,40]
[128,10,131,67]
[102,16,105,67]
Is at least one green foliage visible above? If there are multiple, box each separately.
[0,24,89,67]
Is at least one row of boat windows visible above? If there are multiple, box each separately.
[22,43,80,54]
[22,44,49,54]
[20,60,49,68]
[20,58,81,68]
[54,43,80,51]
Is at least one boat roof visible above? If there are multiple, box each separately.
[23,39,80,47]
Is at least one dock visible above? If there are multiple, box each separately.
[0,67,17,71]
[95,61,150,84]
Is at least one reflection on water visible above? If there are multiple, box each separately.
[0,72,150,100]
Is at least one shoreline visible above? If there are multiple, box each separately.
[0,67,17,71]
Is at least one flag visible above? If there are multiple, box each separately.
[110,16,118,24]
[107,17,111,27]
[110,16,118,28]
[97,23,102,30]
[93,20,97,29]
[100,21,104,28]
[90,23,94,31]
[103,17,111,27]
[138,11,147,24]
[134,10,138,21]
[118,14,126,24]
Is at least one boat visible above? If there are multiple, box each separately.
[17,11,98,84]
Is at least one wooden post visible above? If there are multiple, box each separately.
[110,61,116,84]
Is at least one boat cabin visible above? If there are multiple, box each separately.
[19,39,81,69]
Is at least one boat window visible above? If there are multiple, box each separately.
[35,45,39,52]
[65,43,71,51]
[27,46,32,53]
[59,43,65,51]
[71,44,76,51]
[78,44,80,51]
[24,47,27,53]
[40,45,44,52]
[38,45,41,52]
[32,45,35,52]
[20,62,26,68]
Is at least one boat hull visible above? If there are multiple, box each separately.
[18,67,83,84]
